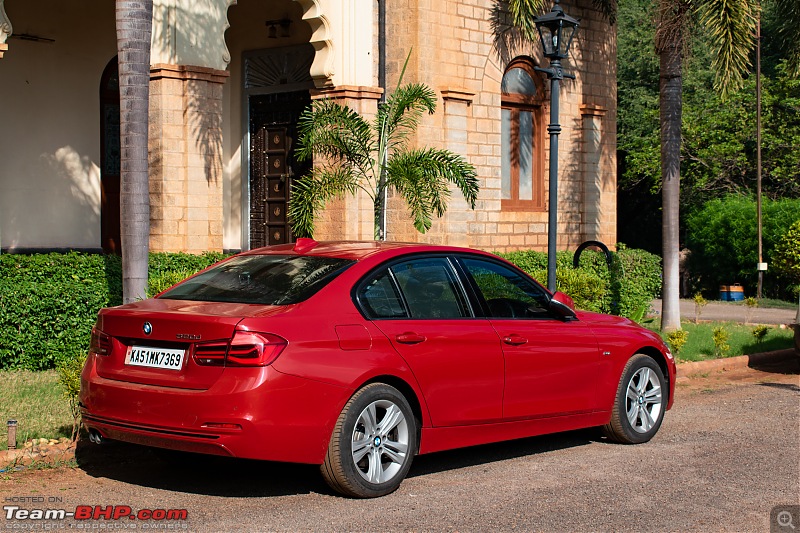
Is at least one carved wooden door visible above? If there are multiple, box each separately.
[249,91,311,248]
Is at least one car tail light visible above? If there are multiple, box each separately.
[226,331,287,367]
[192,332,287,367]
[90,328,111,356]
[193,342,228,366]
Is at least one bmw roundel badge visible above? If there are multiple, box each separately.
[143,322,153,335]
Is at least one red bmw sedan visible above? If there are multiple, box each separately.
[80,240,675,498]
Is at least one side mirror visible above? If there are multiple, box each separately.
[549,291,577,320]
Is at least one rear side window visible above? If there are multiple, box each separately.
[159,255,353,305]
[357,257,471,320]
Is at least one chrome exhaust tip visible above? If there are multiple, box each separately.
[88,429,104,445]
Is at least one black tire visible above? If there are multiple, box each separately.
[321,383,417,498]
[602,354,666,444]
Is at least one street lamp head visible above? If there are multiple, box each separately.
[534,0,580,60]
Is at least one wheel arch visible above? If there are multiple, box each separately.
[634,345,672,404]
[360,374,426,447]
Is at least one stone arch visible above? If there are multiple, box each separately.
[225,0,333,87]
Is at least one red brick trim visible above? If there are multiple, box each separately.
[311,85,383,101]
[150,64,230,84]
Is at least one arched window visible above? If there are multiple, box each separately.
[501,58,545,210]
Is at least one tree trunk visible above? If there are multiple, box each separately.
[116,0,153,303]
[659,40,682,331]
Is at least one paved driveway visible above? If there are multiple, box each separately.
[2,363,798,532]
[652,299,798,325]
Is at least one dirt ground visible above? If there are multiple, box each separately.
[2,355,798,532]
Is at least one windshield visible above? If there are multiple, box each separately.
[158,255,354,305]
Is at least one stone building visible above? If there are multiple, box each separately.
[0,0,616,254]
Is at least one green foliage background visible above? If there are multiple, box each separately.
[686,196,800,298]
[616,0,800,254]
[0,252,227,370]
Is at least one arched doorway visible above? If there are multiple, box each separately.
[99,56,121,254]
[243,44,314,248]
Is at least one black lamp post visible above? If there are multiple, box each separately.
[534,0,579,292]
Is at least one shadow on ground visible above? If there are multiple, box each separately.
[76,428,602,498]
[748,350,800,375]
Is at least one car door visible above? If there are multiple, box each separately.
[458,256,601,420]
[355,256,505,427]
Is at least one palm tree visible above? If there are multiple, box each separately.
[115,0,153,303]
[289,62,479,240]
[504,0,790,331]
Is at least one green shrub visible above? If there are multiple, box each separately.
[712,326,731,357]
[772,220,800,295]
[686,195,800,299]
[751,325,771,345]
[666,329,688,358]
[0,252,227,371]
[528,267,607,313]
[56,351,87,440]
[499,247,661,318]
[147,270,198,298]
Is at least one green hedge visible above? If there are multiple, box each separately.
[0,252,227,370]
[0,247,661,371]
[499,247,662,318]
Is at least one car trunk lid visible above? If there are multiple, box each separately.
[93,299,283,389]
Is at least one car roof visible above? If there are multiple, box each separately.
[240,240,493,262]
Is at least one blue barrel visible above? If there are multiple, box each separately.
[719,284,745,301]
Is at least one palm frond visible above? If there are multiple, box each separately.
[697,0,758,98]
[296,99,375,173]
[376,83,438,153]
[593,0,618,25]
[288,166,360,238]
[773,0,800,77]
[506,0,549,40]
[386,148,479,233]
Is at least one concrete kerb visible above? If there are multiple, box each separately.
[676,348,797,380]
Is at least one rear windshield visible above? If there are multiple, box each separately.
[158,255,354,305]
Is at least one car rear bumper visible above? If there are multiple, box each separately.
[79,354,350,464]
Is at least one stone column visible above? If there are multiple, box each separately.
[149,64,229,253]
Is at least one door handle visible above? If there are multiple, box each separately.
[396,332,426,345]
[503,334,528,346]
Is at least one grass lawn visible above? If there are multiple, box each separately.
[647,320,795,362]
[0,370,73,451]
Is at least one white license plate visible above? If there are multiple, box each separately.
[125,346,185,371]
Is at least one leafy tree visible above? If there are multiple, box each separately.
[289,59,478,239]
[116,0,152,303]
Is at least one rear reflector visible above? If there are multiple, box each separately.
[90,328,112,356]
[192,332,287,367]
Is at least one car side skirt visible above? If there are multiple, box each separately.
[418,411,611,455]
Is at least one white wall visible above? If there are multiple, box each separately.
[0,1,116,250]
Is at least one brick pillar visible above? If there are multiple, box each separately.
[309,86,383,241]
[579,104,607,244]
[149,64,229,253]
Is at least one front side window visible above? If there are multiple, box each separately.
[461,257,551,319]
[159,255,353,305]
[501,58,545,211]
